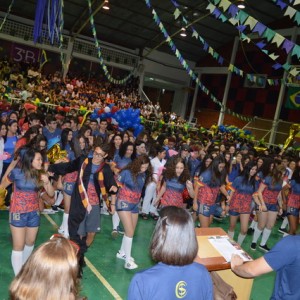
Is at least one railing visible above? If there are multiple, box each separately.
[242,117,293,146]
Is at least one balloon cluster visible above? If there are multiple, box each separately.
[218,125,254,140]
[90,104,144,137]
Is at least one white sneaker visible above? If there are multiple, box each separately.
[116,251,134,261]
[124,259,138,270]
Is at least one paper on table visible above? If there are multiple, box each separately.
[208,236,252,262]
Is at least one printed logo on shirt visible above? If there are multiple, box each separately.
[175,281,187,298]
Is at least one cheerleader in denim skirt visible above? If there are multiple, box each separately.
[193,156,227,228]
[282,165,300,235]
[155,157,193,209]
[250,165,286,251]
[228,162,259,246]
[116,154,152,270]
[58,128,77,239]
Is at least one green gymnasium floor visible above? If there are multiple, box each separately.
[0,210,285,300]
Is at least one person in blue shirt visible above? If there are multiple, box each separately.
[42,116,62,142]
[282,165,300,235]
[227,162,259,246]
[128,206,213,300]
[193,155,227,228]
[115,154,152,270]
[231,235,300,300]
[251,165,286,251]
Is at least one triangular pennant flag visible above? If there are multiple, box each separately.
[262,28,276,42]
[282,39,295,54]
[237,10,248,24]
[174,8,181,19]
[277,0,288,10]
[252,22,266,36]
[271,33,285,47]
[269,53,280,60]
[229,17,239,25]
[227,4,238,17]
[244,15,258,30]
[192,30,199,39]
[292,44,300,59]
[289,67,300,77]
[294,12,300,25]
[284,6,296,18]
[219,0,231,12]
[206,3,216,13]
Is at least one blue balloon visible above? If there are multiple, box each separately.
[90,113,98,120]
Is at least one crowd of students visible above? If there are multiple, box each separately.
[1,58,300,299]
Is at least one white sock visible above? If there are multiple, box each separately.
[252,228,262,243]
[23,244,34,265]
[112,212,120,230]
[261,228,271,246]
[228,231,234,239]
[237,233,246,246]
[250,220,257,229]
[123,235,133,263]
[281,217,289,229]
[12,250,23,276]
[62,213,69,236]
[120,235,125,253]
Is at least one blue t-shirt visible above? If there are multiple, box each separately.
[262,176,283,192]
[4,136,18,163]
[42,127,62,141]
[290,180,300,195]
[200,168,222,188]
[128,262,213,300]
[228,163,241,183]
[114,155,132,170]
[232,176,258,194]
[264,235,300,300]
[118,169,146,193]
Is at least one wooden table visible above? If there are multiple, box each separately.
[195,227,253,300]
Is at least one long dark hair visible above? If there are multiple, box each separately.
[163,157,190,184]
[20,148,43,184]
[199,153,213,174]
[241,161,258,190]
[61,128,74,151]
[124,154,152,184]
[211,155,226,186]
[118,141,136,159]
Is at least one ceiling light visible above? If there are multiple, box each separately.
[180,27,187,37]
[237,0,245,9]
[103,0,110,10]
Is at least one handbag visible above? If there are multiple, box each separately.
[210,271,237,300]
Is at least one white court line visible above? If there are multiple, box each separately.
[43,214,122,300]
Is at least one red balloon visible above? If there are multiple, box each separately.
[111,106,119,113]
[98,109,104,115]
